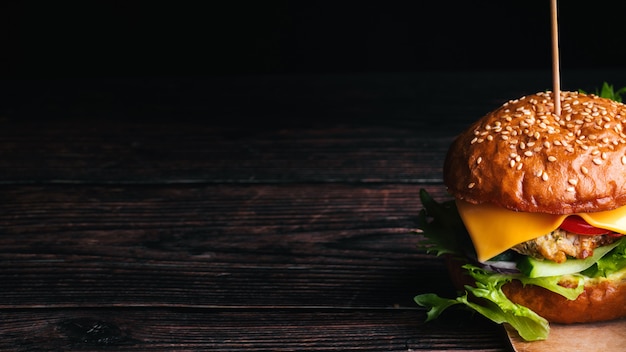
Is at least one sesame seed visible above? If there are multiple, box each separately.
[524,151,533,157]
[568,179,578,185]
[548,156,557,162]
[593,158,603,165]
[476,157,482,165]
[510,160,516,168]
[602,152,608,160]
[567,187,576,193]
[542,172,549,181]
[581,166,589,174]
[622,156,626,165]
[468,182,476,189]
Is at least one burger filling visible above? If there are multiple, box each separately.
[415,189,626,342]
[511,229,621,263]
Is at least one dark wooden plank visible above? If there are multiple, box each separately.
[1,182,510,350]
[0,123,451,184]
[0,184,453,309]
[2,70,624,184]
[0,308,510,351]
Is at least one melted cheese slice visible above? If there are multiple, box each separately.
[456,200,626,262]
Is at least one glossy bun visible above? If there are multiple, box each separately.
[502,278,626,324]
[445,256,626,324]
[444,91,626,214]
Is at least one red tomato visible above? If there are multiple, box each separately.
[560,216,621,236]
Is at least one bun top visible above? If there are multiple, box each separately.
[444,91,626,214]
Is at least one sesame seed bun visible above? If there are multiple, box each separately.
[444,91,626,214]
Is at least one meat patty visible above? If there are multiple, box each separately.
[511,229,620,263]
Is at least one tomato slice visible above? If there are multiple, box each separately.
[560,216,621,236]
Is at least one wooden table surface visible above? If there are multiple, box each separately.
[2,69,625,351]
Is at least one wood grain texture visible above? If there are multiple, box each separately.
[0,308,506,352]
[7,71,622,350]
[0,184,450,308]
[0,123,451,184]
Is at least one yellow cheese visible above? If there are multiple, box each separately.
[455,200,626,262]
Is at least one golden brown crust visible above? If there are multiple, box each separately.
[444,91,626,214]
[501,279,626,324]
[445,256,626,324]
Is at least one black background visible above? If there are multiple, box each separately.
[3,1,626,79]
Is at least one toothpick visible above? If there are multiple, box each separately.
[551,0,561,116]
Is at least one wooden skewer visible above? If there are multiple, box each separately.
[551,0,561,116]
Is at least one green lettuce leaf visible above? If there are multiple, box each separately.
[415,263,574,341]
[584,237,626,277]
[415,189,469,257]
[579,82,626,102]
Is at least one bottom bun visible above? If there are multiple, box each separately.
[444,255,626,324]
[502,279,626,324]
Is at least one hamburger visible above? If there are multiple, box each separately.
[415,87,626,341]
